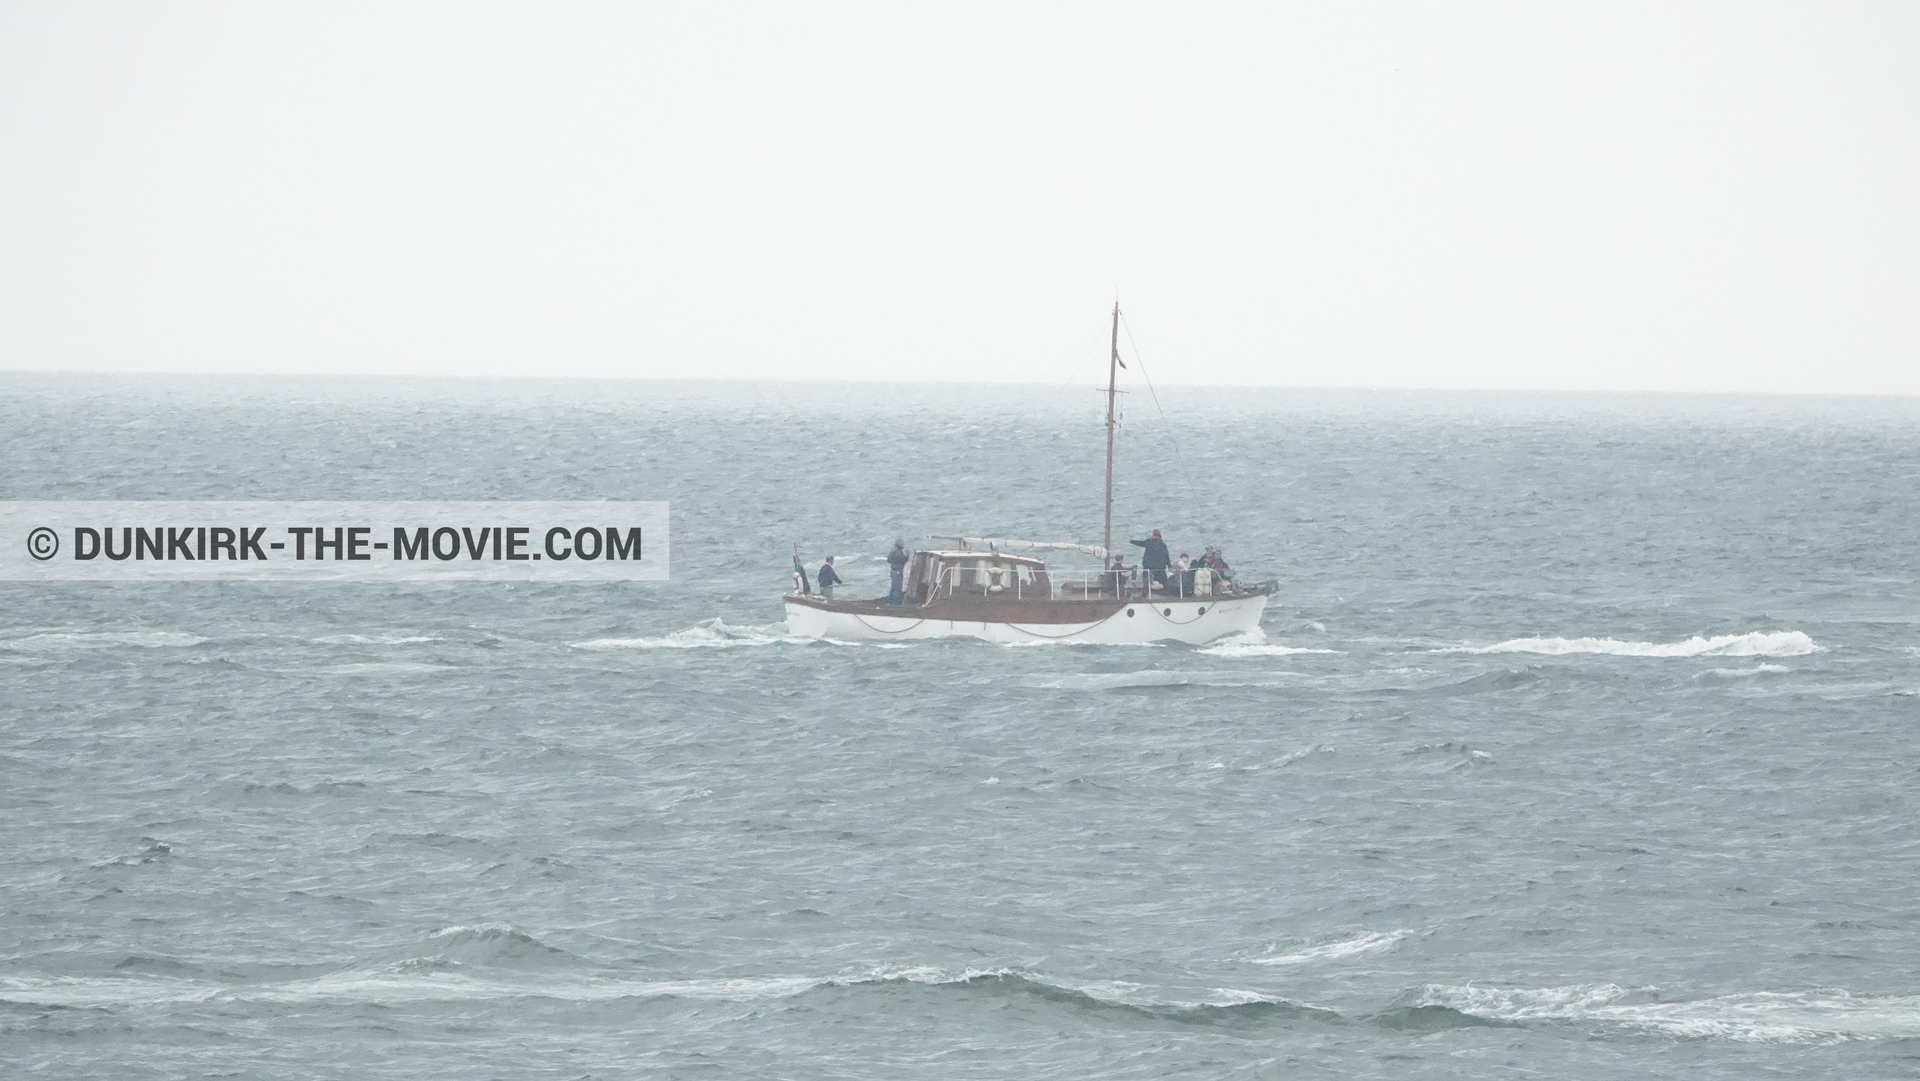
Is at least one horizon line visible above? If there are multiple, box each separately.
[4,367,1919,402]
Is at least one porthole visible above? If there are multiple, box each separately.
[1126,608,1135,617]
[1164,608,1172,616]
[1197,606,1207,615]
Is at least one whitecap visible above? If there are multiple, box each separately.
[0,969,829,1009]
[315,662,459,676]
[0,963,1333,1015]
[0,630,206,651]
[1252,930,1409,965]
[571,618,830,650]
[1263,745,1328,769]
[1413,983,1920,1042]
[229,970,830,1007]
[1697,664,1792,680]
[1207,645,1343,657]
[1199,630,1342,657]
[311,634,443,645]
[1437,631,1820,658]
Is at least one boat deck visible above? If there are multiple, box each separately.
[786,584,1267,625]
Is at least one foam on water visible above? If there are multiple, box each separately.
[1698,663,1793,679]
[1264,744,1329,769]
[0,630,207,651]
[21,962,1906,1044]
[568,622,810,648]
[313,662,461,676]
[571,618,830,649]
[0,962,1326,1016]
[1413,983,1920,1043]
[1200,630,1342,657]
[1251,930,1410,965]
[1440,631,1820,658]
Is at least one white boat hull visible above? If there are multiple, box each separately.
[784,592,1267,645]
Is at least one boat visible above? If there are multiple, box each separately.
[783,305,1270,644]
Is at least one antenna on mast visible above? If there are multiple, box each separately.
[1103,301,1120,560]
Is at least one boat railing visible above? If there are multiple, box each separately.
[927,563,1237,602]
[933,563,1058,601]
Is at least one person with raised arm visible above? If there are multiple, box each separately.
[1130,529,1171,592]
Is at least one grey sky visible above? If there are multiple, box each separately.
[2,3,1915,392]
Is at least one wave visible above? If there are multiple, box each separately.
[1265,744,1329,769]
[1406,668,1543,696]
[571,618,838,650]
[1024,670,1311,691]
[312,662,459,676]
[1697,664,1792,680]
[310,633,442,645]
[404,924,590,970]
[0,630,206,652]
[238,780,369,800]
[0,962,1334,1025]
[1411,983,1920,1042]
[816,969,1339,1027]
[1199,630,1341,658]
[10,959,1911,1042]
[1251,930,1409,966]
[1438,631,1819,658]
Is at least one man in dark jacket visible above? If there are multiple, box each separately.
[1130,530,1171,591]
[886,540,909,604]
[816,556,843,600]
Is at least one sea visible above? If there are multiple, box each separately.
[4,373,1919,1079]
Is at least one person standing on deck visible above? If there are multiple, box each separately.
[1130,530,1171,592]
[886,540,909,604]
[816,556,843,600]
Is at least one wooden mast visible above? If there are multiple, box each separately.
[1103,301,1120,559]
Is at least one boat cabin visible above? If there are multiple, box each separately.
[906,550,1053,603]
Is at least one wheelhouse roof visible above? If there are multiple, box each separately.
[919,550,1048,567]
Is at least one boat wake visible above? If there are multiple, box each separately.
[1023,669,1314,691]
[1200,630,1342,657]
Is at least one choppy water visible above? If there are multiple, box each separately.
[5,374,1920,1078]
